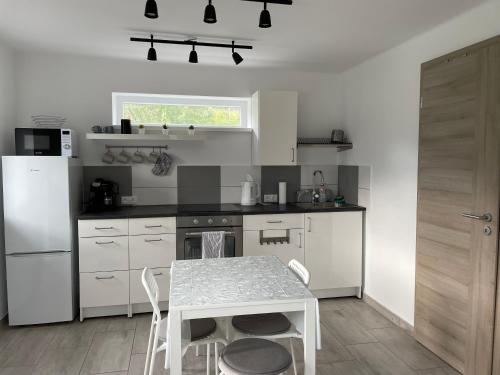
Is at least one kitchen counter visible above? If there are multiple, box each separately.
[78,203,366,220]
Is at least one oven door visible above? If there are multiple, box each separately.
[15,128,62,156]
[176,227,243,260]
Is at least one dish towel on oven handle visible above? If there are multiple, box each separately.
[202,231,225,259]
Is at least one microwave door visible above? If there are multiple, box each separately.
[15,129,61,156]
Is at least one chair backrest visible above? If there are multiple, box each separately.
[288,259,311,287]
[141,267,162,318]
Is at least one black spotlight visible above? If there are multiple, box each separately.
[204,0,217,23]
[189,45,198,63]
[232,41,243,65]
[147,35,157,61]
[259,1,271,28]
[144,0,158,19]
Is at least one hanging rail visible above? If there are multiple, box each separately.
[104,144,168,150]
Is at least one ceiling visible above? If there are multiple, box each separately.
[0,0,489,73]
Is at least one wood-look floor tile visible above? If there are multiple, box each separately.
[343,302,394,330]
[0,326,56,367]
[417,367,461,375]
[49,320,99,349]
[0,326,27,353]
[370,327,446,370]
[95,316,137,332]
[322,309,378,346]
[326,360,377,375]
[0,366,34,375]
[80,330,134,375]
[31,346,88,375]
[132,315,153,354]
[347,342,417,375]
[319,297,356,312]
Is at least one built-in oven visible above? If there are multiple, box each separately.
[176,215,243,260]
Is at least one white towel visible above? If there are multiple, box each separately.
[202,231,225,259]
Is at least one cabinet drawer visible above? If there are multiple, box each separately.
[243,214,304,231]
[78,219,129,238]
[80,271,129,308]
[130,268,170,304]
[129,234,176,269]
[129,217,176,236]
[243,229,305,265]
[79,236,129,272]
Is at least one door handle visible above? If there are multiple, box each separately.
[153,272,163,276]
[307,217,312,232]
[95,226,114,230]
[95,276,114,280]
[461,213,493,222]
[291,147,295,163]
[298,232,302,248]
[145,225,163,228]
[95,241,115,245]
[266,220,283,224]
[145,239,163,243]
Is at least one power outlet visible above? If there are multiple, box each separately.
[263,194,278,203]
[121,195,138,205]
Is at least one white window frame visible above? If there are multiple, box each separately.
[112,92,251,129]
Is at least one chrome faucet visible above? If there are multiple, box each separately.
[312,170,324,203]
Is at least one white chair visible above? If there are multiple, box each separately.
[229,259,313,375]
[141,267,227,375]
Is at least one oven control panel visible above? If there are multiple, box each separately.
[177,215,243,228]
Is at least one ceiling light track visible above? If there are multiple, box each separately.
[131,35,253,65]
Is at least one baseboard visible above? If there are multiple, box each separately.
[363,293,414,335]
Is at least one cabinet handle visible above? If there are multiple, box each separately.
[266,220,283,224]
[307,217,312,232]
[95,275,114,280]
[145,225,163,228]
[298,232,302,248]
[145,239,163,243]
[95,226,114,230]
[95,241,115,245]
[291,147,295,163]
[153,272,163,276]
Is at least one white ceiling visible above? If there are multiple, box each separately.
[0,0,489,73]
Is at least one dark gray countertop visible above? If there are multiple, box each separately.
[78,203,366,220]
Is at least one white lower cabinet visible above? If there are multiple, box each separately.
[243,229,305,265]
[130,268,170,304]
[78,217,176,320]
[304,212,363,298]
[80,271,129,308]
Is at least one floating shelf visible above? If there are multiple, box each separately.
[297,142,353,152]
[86,133,206,141]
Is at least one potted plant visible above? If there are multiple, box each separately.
[138,124,146,135]
[188,125,195,136]
[162,124,169,135]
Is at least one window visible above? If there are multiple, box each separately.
[112,92,250,129]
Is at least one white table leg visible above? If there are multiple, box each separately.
[169,309,183,375]
[303,299,316,375]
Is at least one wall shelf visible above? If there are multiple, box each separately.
[86,133,206,141]
[297,142,353,152]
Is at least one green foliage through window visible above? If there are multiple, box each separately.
[123,102,241,127]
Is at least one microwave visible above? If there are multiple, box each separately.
[15,128,78,157]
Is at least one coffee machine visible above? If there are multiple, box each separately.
[88,178,119,212]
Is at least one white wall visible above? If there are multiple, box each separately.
[14,50,342,166]
[339,0,500,325]
[0,39,16,319]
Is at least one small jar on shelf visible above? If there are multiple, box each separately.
[138,124,146,135]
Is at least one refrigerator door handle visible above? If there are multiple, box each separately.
[6,250,70,257]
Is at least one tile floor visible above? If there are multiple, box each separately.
[0,298,460,375]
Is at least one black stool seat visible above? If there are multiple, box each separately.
[232,313,291,336]
[219,338,292,375]
[190,318,217,341]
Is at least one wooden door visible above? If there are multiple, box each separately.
[415,40,500,375]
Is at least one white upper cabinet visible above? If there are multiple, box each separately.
[251,90,298,166]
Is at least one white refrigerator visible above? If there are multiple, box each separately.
[2,156,82,325]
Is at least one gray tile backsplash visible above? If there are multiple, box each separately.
[83,166,132,206]
[177,166,221,204]
[338,165,359,205]
[261,166,301,203]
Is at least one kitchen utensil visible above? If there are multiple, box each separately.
[117,149,131,164]
[101,148,115,164]
[121,119,132,134]
[132,149,146,163]
[151,152,173,176]
[241,174,260,206]
[279,182,287,205]
[331,129,345,144]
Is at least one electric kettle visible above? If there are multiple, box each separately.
[241,175,260,206]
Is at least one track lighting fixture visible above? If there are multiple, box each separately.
[189,45,199,63]
[144,0,158,19]
[131,36,253,65]
[204,0,217,24]
[147,35,157,61]
[232,41,244,65]
[259,1,271,28]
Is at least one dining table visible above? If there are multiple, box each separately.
[168,255,319,375]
